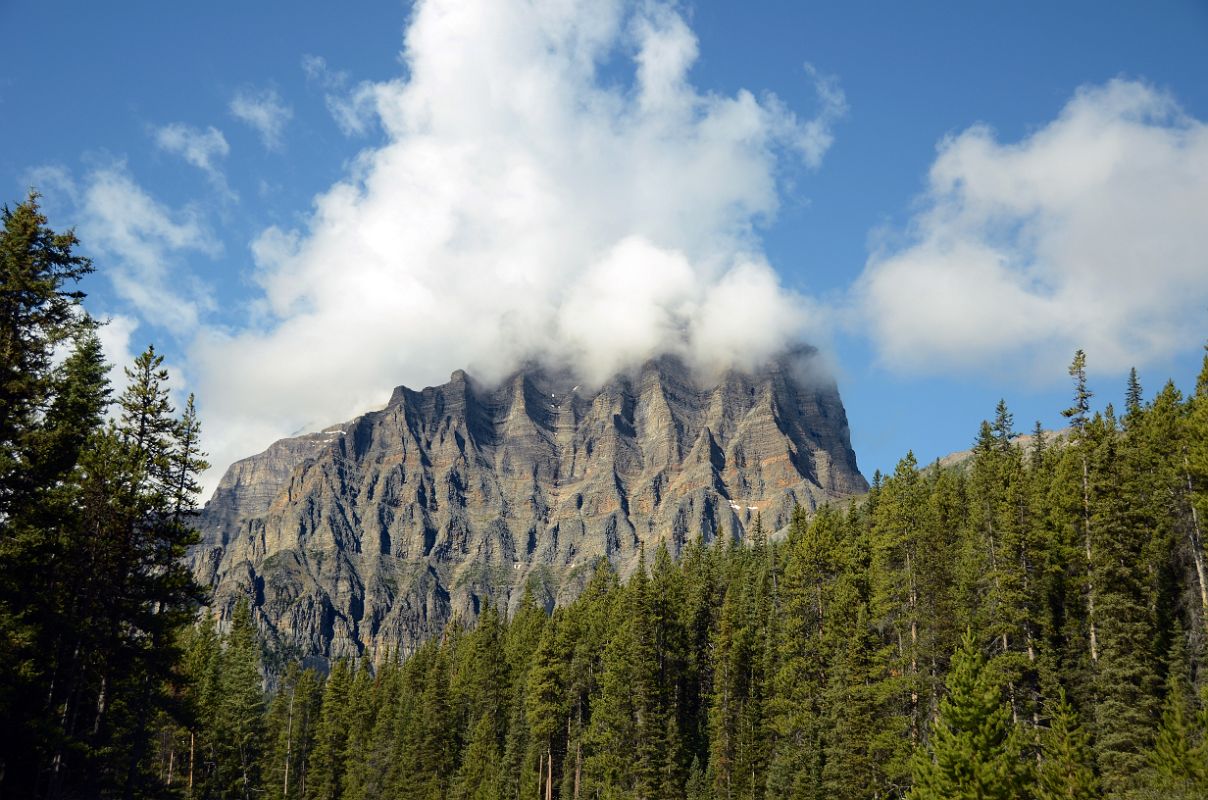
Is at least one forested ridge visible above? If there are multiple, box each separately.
[4,194,1208,799]
[169,353,1208,800]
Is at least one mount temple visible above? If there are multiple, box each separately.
[189,351,867,664]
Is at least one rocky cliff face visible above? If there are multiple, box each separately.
[189,351,866,664]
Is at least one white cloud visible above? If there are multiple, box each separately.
[229,87,292,150]
[21,164,77,203]
[72,165,218,333]
[799,63,847,168]
[94,312,140,399]
[153,123,234,197]
[856,79,1208,378]
[302,54,378,136]
[191,0,845,495]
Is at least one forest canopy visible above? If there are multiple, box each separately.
[2,192,1208,799]
[170,347,1208,800]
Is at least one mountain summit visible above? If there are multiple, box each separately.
[190,351,866,662]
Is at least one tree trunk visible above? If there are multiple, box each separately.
[574,741,582,800]
[906,550,919,744]
[1082,456,1099,664]
[1184,460,1208,635]
[283,687,295,799]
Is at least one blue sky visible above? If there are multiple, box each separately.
[3,0,1207,493]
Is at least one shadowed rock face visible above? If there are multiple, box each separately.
[189,351,866,664]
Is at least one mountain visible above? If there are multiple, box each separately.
[189,350,867,664]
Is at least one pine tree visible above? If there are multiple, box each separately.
[1180,348,1208,640]
[339,659,378,800]
[908,629,1032,800]
[585,567,645,796]
[1140,634,1207,798]
[821,603,896,800]
[308,659,353,800]
[216,599,267,800]
[265,663,323,800]
[527,614,566,800]
[452,713,503,800]
[1061,350,1100,668]
[179,612,223,795]
[359,657,403,800]
[1035,689,1098,800]
[967,402,1046,738]
[769,506,842,800]
[868,452,933,772]
[0,195,101,796]
[7,332,1202,800]
[1086,410,1160,793]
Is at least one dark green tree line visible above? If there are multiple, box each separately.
[0,194,210,798]
[188,345,1208,800]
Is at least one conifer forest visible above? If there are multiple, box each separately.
[4,195,1208,800]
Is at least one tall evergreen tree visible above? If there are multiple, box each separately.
[1061,349,1100,668]
[264,663,323,800]
[1085,409,1160,793]
[0,194,101,797]
[1035,689,1098,800]
[1139,634,1207,799]
[308,660,353,800]
[908,629,1032,800]
[215,599,267,800]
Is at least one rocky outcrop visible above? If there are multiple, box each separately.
[189,351,866,664]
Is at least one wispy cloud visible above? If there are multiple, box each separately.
[68,165,218,333]
[229,86,292,150]
[153,123,234,198]
[855,79,1208,378]
[301,54,377,136]
[799,63,848,168]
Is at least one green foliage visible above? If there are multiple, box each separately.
[0,194,209,799]
[908,629,1032,800]
[4,215,1207,800]
[214,599,267,799]
[1135,634,1208,799]
[1036,689,1099,800]
[138,340,1208,800]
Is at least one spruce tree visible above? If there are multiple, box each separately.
[0,193,94,518]
[308,659,353,800]
[1140,635,1207,798]
[0,195,101,796]
[216,599,267,800]
[526,614,566,800]
[1035,689,1098,800]
[1060,349,1100,669]
[1086,410,1160,793]
[265,663,323,800]
[908,629,1032,800]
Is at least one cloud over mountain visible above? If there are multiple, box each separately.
[191,0,844,491]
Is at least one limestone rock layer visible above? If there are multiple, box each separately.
[190,351,866,664]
